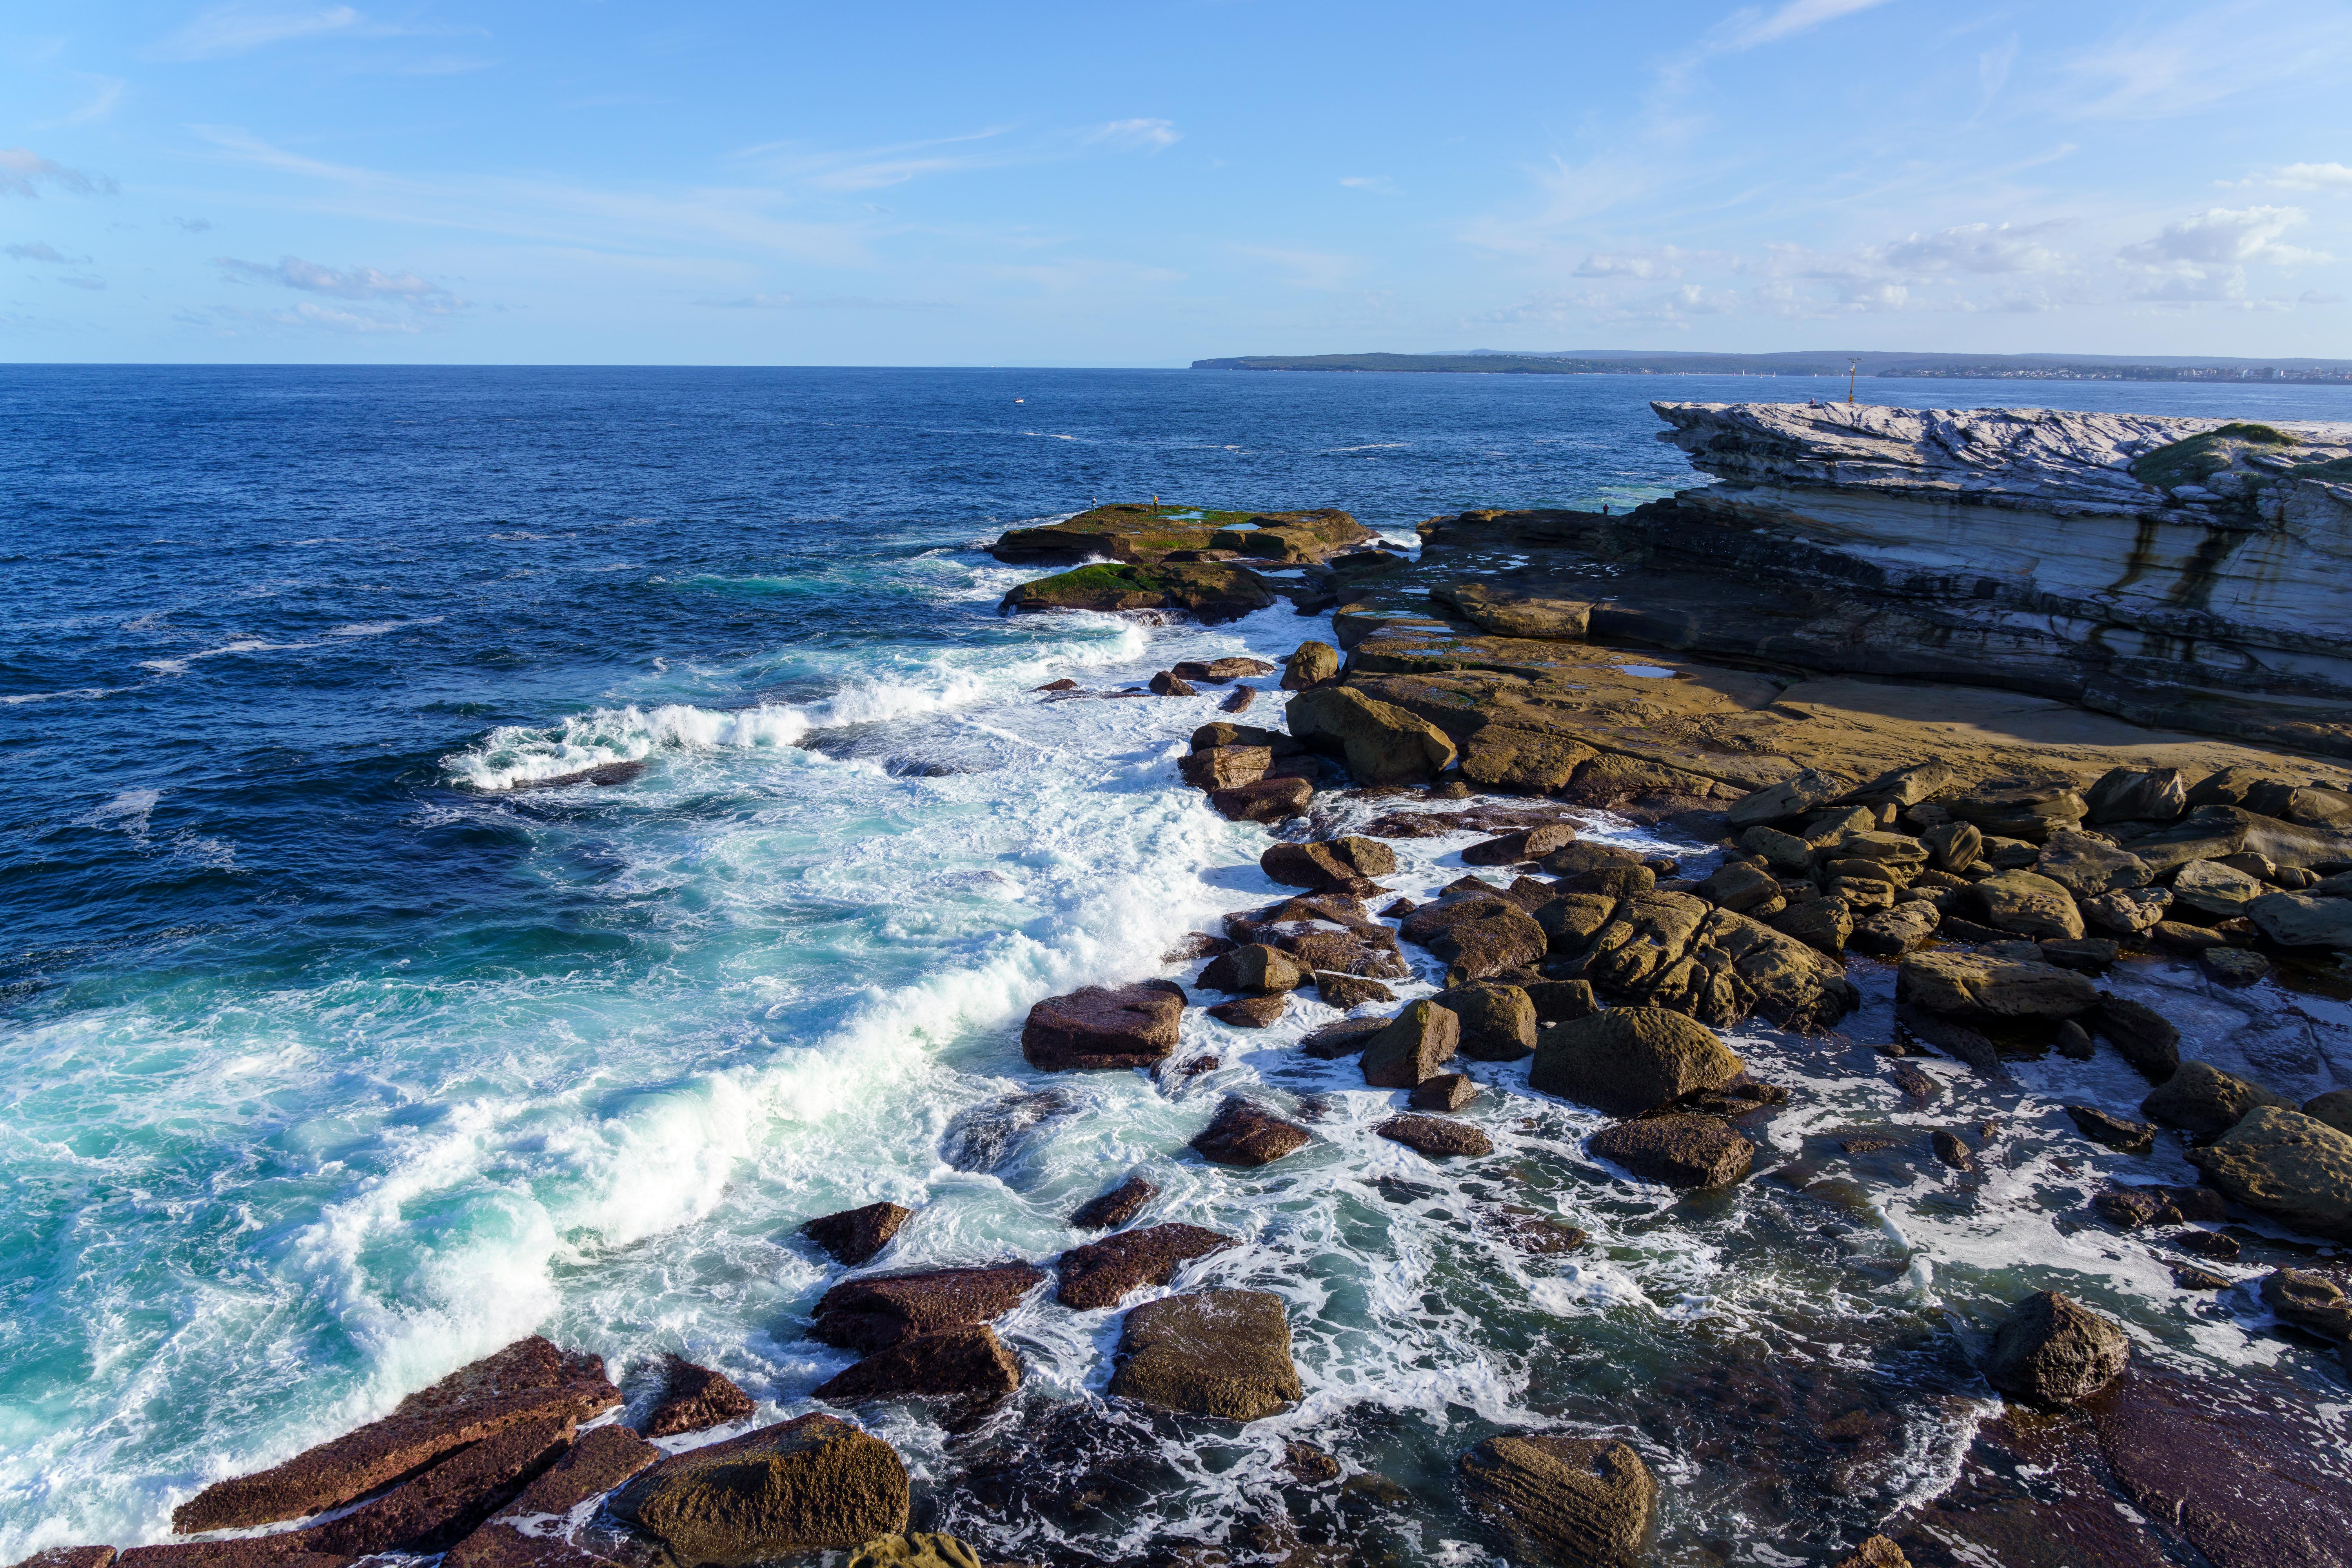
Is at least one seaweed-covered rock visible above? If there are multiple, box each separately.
[1982,1291,2127,1408]
[612,1414,909,1561]
[1529,1007,1742,1115]
[1459,1434,1656,1568]
[1106,1290,1301,1421]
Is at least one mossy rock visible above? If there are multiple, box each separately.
[999,562,1279,623]
[2130,423,2296,496]
[989,503,1371,565]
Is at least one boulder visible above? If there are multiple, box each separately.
[1572,892,1857,1030]
[1315,970,1395,1009]
[1895,952,2098,1021]
[1284,685,1458,785]
[2185,764,2285,810]
[1460,1435,1656,1568]
[810,1264,1047,1354]
[1375,1115,1494,1159]
[1224,892,1411,979]
[801,1203,912,1268]
[1000,562,1277,623]
[1261,836,1395,895]
[1922,820,1983,873]
[1948,784,2087,844]
[1830,1538,1910,1568]
[2065,1106,2154,1154]
[1726,769,1849,829]
[1525,978,1600,1022]
[1528,1007,1742,1115]
[1069,1175,1157,1232]
[1173,657,1276,683]
[612,1414,909,1562]
[1281,640,1340,690]
[1463,825,1577,866]
[1219,685,1255,713]
[2171,858,2267,919]
[1179,745,1272,791]
[115,1544,356,1568]
[1461,725,1600,791]
[2305,1089,2352,1136]
[1541,840,1648,877]
[1409,1073,1478,1112]
[171,1339,623,1534]
[1208,777,1313,823]
[1299,1016,1388,1059]
[2247,891,2352,950]
[1360,1000,1461,1087]
[1850,903,1940,956]
[1192,1096,1312,1166]
[2090,994,2182,1082]
[1402,893,1551,982]
[2032,831,2151,898]
[2093,1184,2225,1229]
[1207,994,1287,1028]
[1970,869,2086,940]
[845,1538,984,1568]
[810,1326,1021,1408]
[1982,1291,2128,1408]
[1431,983,1537,1061]
[2037,936,2118,971]
[302,1415,575,1555]
[1055,1223,1236,1310]
[1148,670,1198,697]
[2086,766,2190,825]
[1199,943,1304,995]
[1741,824,1813,872]
[2199,947,2273,986]
[1106,1290,1301,1421]
[2186,1108,2352,1239]
[1537,891,1622,954]
[1692,859,1785,917]
[1020,981,1186,1070]
[1587,1114,1753,1188]
[2259,1269,2352,1340]
[640,1357,757,1439]
[12,1553,114,1568]
[1770,898,1853,956]
[2141,1060,2295,1139]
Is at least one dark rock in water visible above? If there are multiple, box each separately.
[1069,1175,1157,1231]
[1896,952,2099,1021]
[1529,1007,1742,1115]
[1983,1291,2127,1408]
[1020,982,1185,1071]
[445,1425,661,1568]
[1192,1096,1311,1166]
[2089,993,2182,1082]
[511,759,646,791]
[812,1325,1021,1408]
[1851,902,1940,956]
[2169,1260,2232,1290]
[2094,1184,2225,1229]
[1462,825,1576,866]
[1932,1129,1977,1172]
[1055,1223,1236,1310]
[1219,684,1256,713]
[2259,1268,2352,1340]
[843,1537,983,1568]
[1199,942,1304,995]
[2174,1228,2239,1260]
[1313,970,1394,1008]
[810,1264,1046,1354]
[1033,678,1079,692]
[1895,1005,2002,1076]
[1224,891,1411,979]
[2141,1059,2294,1139]
[2307,1088,2352,1136]
[1829,1537,1909,1568]
[1410,1072,1477,1112]
[941,1089,1072,1172]
[1208,776,1313,822]
[639,1355,757,1438]
[2065,1106,2154,1154]
[801,1202,913,1267]
[612,1413,908,1561]
[14,1553,114,1568]
[1208,993,1288,1028]
[1360,999,1460,1088]
[1400,891,1549,982]
[2055,1019,2096,1059]
[171,1338,621,1534]
[1106,1290,1300,1421]
[1261,835,1395,895]
[2187,1107,2352,1239]
[1459,1434,1656,1568]
[1179,744,1271,791]
[1478,1205,1589,1255]
[1376,1114,1493,1159]
[2199,946,2273,986]
[1283,1442,1342,1483]
[302,1414,574,1555]
[1160,930,1234,963]
[1148,670,1197,697]
[1889,1061,1940,1101]
[1173,657,1276,683]
[2038,937,2119,971]
[1588,1114,1753,1188]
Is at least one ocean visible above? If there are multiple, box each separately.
[5,365,2351,1566]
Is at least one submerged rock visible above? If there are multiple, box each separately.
[1019,981,1186,1070]
[612,1414,908,1561]
[1055,1223,1236,1310]
[801,1202,913,1268]
[639,1355,757,1438]
[2093,1184,2225,1230]
[1068,1175,1157,1232]
[1375,1114,1493,1159]
[1983,1291,2128,1408]
[1106,1290,1301,1421]
[1459,1434,1656,1568]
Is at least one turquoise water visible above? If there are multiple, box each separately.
[5,367,2351,1566]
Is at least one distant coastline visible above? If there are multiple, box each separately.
[1191,349,2352,383]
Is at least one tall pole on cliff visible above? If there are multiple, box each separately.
[1848,359,1859,406]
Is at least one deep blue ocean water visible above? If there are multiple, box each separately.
[6,367,2352,1565]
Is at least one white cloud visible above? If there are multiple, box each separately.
[6,241,87,263]
[173,216,214,233]
[1339,175,1395,193]
[1707,0,1897,53]
[215,254,467,309]
[695,291,949,311]
[2119,206,2327,267]
[1088,119,1180,152]
[0,147,115,197]
[1573,247,1689,280]
[2252,162,2352,192]
[1871,221,2065,275]
[220,300,423,332]
[151,4,363,60]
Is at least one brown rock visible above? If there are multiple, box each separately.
[1524,978,1600,1022]
[1208,776,1313,822]
[1771,898,1854,956]
[444,1426,662,1568]
[1281,640,1340,690]
[1431,982,1537,1061]
[1148,670,1198,697]
[2260,1269,2352,1340]
[117,1548,352,1568]
[1107,1290,1300,1420]
[1020,981,1186,1070]
[2305,1088,2352,1136]
[612,1414,909,1562]
[1895,952,2098,1021]
[1199,943,1305,995]
[1360,999,1461,1088]
[1970,869,2087,940]
[1055,1223,1237,1310]
[1179,745,1272,791]
[1161,931,1234,963]
[810,1264,1046,1354]
[1400,893,1549,981]
[1983,1291,2127,1408]
[1459,1435,1656,1568]
[2090,994,2182,1081]
[1851,902,1940,956]
[2185,1107,2352,1239]
[812,1325,1022,1408]
[2094,1184,2227,1229]
[2141,1060,2294,1139]
[1831,1535,1910,1568]
[303,1415,574,1555]
[801,1203,913,1268]
[1299,1016,1388,1059]
[1069,1175,1157,1231]
[1284,1443,1343,1483]
[1173,657,1276,683]
[12,1554,113,1568]
[639,1357,756,1439]
[172,1339,621,1534]
[1284,685,1458,785]
[1409,1073,1477,1112]
[2065,1106,2155,1154]
[2199,946,2274,986]
[1208,993,1289,1028]
[844,1537,984,1568]
[1587,1114,1753,1188]
[1261,836,1394,895]
[1314,970,1395,1009]
[1219,685,1256,713]
[1529,1007,1743,1115]
[1463,825,1576,866]
[1192,1096,1312,1167]
[1376,1114,1493,1158]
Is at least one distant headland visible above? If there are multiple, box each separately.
[1191,349,2352,383]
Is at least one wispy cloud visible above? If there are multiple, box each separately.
[214,253,467,309]
[2058,4,2352,119]
[1706,0,1897,53]
[6,240,90,263]
[1088,118,1180,152]
[2236,162,2352,193]
[150,4,365,60]
[58,275,105,290]
[40,74,127,128]
[1339,175,1395,193]
[173,216,214,233]
[218,300,425,332]
[694,291,950,310]
[0,147,116,197]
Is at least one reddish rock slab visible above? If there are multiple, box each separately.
[810,1325,1022,1407]
[1462,825,1576,866]
[1191,1096,1312,1167]
[1588,1114,1754,1188]
[1020,981,1186,1070]
[800,1202,912,1267]
[172,1339,621,1534]
[1208,993,1289,1028]
[1375,1115,1493,1159]
[1069,1174,1158,1231]
[610,1413,908,1562]
[301,1414,575,1555]
[1055,1223,1237,1310]
[118,1546,352,1568]
[810,1264,1047,1354]
[639,1356,756,1438]
[1209,777,1313,823]
[444,1426,659,1568]
[13,1553,115,1568]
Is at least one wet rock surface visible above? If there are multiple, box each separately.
[1460,1435,1656,1568]
[1055,1224,1236,1310]
[638,1356,756,1439]
[1106,1290,1302,1421]
[810,1265,1047,1354]
[1068,1176,1158,1232]
[1983,1292,2128,1408]
[1191,1097,1313,1167]
[801,1202,913,1267]
[1374,1114,1493,1159]
[612,1413,910,1561]
[1021,981,1187,1070]
[1588,1114,1754,1188]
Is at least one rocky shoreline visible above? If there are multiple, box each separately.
[18,404,2352,1568]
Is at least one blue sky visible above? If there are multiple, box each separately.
[4,0,2349,364]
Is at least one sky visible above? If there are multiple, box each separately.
[3,0,2350,365]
